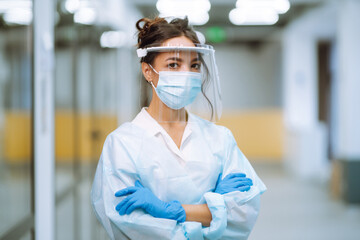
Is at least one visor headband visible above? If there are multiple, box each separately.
[136,46,214,58]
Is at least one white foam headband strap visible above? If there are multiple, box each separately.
[136,46,214,58]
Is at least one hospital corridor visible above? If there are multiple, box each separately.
[1,0,360,240]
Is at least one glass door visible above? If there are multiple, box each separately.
[0,0,34,239]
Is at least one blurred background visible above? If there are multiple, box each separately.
[0,0,359,239]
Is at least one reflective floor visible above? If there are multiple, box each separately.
[250,163,360,240]
[0,164,32,236]
[2,161,360,239]
[56,161,360,240]
[55,164,108,240]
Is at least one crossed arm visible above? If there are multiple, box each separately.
[182,204,212,227]
[114,173,253,226]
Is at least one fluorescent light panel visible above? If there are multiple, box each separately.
[230,0,290,25]
[0,0,32,25]
[229,7,279,25]
[74,7,96,25]
[65,0,80,13]
[0,0,32,12]
[4,8,32,25]
[156,0,211,25]
[236,0,290,14]
[100,31,127,48]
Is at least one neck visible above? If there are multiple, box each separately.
[147,91,187,124]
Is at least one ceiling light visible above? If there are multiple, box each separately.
[74,7,96,25]
[156,0,211,25]
[156,0,210,13]
[187,12,209,26]
[159,11,209,26]
[64,0,80,14]
[0,0,32,13]
[229,7,279,25]
[236,0,290,14]
[4,8,32,25]
[187,11,209,27]
[100,31,127,48]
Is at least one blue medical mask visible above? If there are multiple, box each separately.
[149,65,202,110]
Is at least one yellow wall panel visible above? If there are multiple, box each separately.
[55,112,118,162]
[92,115,118,159]
[5,109,282,163]
[4,111,31,163]
[218,109,284,161]
[77,114,93,162]
[55,111,75,162]
[4,111,118,164]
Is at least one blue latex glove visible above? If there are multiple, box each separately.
[115,180,186,223]
[214,173,253,195]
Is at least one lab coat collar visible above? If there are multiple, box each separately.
[132,107,194,138]
[132,107,162,136]
[132,108,194,155]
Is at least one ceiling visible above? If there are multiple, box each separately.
[132,0,326,42]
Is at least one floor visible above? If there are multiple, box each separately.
[84,162,360,240]
[250,163,360,240]
[1,162,360,239]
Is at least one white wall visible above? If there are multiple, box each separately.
[105,0,142,123]
[282,0,337,179]
[336,0,360,160]
[116,48,141,123]
[215,42,282,111]
[54,0,142,124]
[0,37,7,128]
[92,49,119,114]
[55,50,74,109]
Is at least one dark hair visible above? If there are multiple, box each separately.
[136,16,215,120]
[136,17,200,64]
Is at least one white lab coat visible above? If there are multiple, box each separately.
[91,108,266,240]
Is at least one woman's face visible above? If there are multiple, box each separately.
[146,36,201,86]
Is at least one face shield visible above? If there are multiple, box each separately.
[137,44,222,122]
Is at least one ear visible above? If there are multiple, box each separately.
[142,62,153,82]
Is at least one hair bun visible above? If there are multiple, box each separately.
[136,17,168,47]
[134,16,200,63]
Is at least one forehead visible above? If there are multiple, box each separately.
[155,50,199,62]
[162,36,196,47]
[154,36,199,64]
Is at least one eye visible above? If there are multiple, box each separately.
[168,62,179,69]
[191,63,201,70]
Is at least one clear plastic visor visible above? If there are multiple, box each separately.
[138,45,222,122]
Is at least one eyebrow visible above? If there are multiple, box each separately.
[165,57,200,62]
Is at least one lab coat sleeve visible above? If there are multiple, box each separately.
[220,128,267,239]
[91,131,190,240]
[200,127,266,240]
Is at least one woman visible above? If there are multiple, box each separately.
[91,16,266,240]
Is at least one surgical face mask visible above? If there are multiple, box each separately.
[149,65,202,110]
